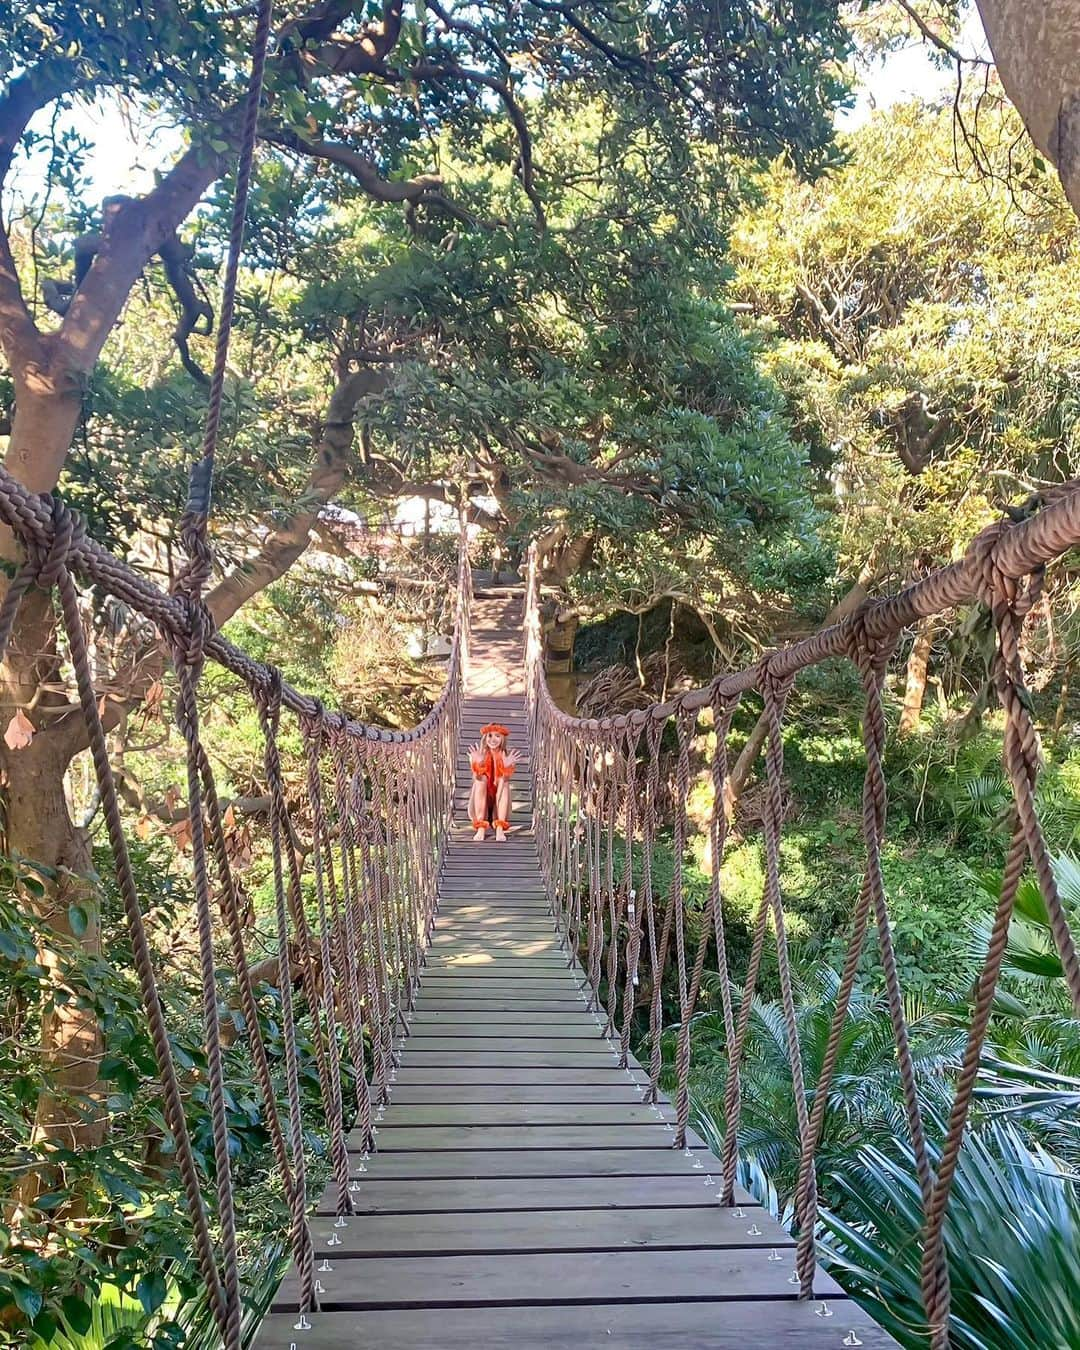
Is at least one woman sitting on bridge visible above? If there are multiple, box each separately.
[469,724,520,842]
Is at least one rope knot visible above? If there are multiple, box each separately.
[964,518,1017,616]
[756,652,794,708]
[301,698,327,747]
[709,685,742,737]
[175,594,217,668]
[32,495,86,589]
[844,603,896,680]
[254,666,283,728]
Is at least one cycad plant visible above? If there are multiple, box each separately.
[676,965,964,1204]
[821,1120,1080,1350]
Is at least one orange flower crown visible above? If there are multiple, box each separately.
[480,723,510,739]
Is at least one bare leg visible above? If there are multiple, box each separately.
[494,779,512,842]
[469,779,487,840]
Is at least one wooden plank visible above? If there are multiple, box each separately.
[303,1206,791,1256]
[426,950,566,963]
[361,1126,698,1150]
[375,1104,666,1126]
[405,1024,604,1040]
[257,1299,894,1349]
[399,1037,612,1053]
[390,1053,621,1067]
[386,1084,661,1104]
[342,1149,707,1179]
[413,1000,590,1013]
[414,984,587,996]
[430,917,553,929]
[409,1011,598,1026]
[392,1067,648,1086]
[271,1247,843,1310]
[317,1174,752,1214]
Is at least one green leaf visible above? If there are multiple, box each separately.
[136,1269,168,1316]
[68,904,89,938]
[12,1283,42,1319]
[32,1309,57,1342]
[61,1294,93,1335]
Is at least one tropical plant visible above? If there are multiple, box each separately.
[821,1120,1080,1350]
[672,965,965,1206]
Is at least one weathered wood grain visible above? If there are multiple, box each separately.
[316,1174,751,1215]
[272,1247,843,1310]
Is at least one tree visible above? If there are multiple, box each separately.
[1,1,854,1196]
[974,1,1080,216]
[729,97,1080,724]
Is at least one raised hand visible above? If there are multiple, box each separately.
[505,748,521,769]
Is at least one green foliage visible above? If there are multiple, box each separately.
[732,97,1080,580]
[0,837,329,1341]
[676,967,963,1204]
[822,1121,1080,1350]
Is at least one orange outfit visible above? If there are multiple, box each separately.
[470,745,516,829]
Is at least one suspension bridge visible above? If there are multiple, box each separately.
[251,586,893,1348]
[3,467,1080,1348]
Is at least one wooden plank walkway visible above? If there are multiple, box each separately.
[255,588,895,1348]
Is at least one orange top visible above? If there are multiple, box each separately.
[470,747,516,788]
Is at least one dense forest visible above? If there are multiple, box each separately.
[1,0,1079,1346]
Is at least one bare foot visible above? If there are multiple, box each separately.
[494,826,507,842]
[473,826,486,842]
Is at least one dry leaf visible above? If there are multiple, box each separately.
[144,680,165,715]
[168,817,192,851]
[4,709,35,751]
[135,816,152,840]
[164,784,180,813]
[223,803,236,829]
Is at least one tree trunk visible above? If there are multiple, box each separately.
[975,1,1080,217]
[1053,665,1071,735]
[204,368,385,626]
[6,735,105,1214]
[898,619,935,736]
[1,369,85,543]
[1,392,113,1210]
[544,607,579,715]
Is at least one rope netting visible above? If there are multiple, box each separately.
[0,470,470,1343]
[524,489,1080,1350]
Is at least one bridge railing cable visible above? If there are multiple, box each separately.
[0,469,471,1348]
[524,488,1080,1350]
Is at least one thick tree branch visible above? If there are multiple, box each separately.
[260,126,458,211]
[0,66,78,374]
[53,146,225,381]
[205,367,388,626]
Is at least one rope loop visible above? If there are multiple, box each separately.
[843,603,896,682]
[756,651,795,716]
[29,494,86,589]
[254,663,284,731]
[300,697,327,749]
[708,684,741,735]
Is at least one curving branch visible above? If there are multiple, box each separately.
[413,59,545,225]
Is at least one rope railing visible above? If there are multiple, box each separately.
[0,471,471,1348]
[524,486,1080,1350]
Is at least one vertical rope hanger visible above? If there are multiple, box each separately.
[168,6,275,1343]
